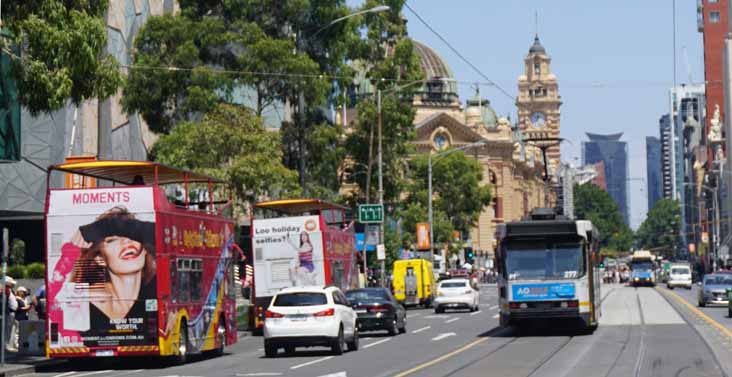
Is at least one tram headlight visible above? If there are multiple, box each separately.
[560,302,568,308]
[519,303,528,309]
[634,277,640,282]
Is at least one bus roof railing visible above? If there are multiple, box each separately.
[49,160,224,186]
[254,199,348,215]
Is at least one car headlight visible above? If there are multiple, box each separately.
[437,291,443,297]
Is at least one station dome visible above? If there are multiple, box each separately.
[412,40,459,104]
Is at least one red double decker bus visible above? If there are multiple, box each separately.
[45,161,238,362]
[250,199,359,330]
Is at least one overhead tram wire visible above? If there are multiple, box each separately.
[403,1,516,102]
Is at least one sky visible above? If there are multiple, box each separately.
[350,0,705,229]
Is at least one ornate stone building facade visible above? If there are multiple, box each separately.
[408,40,551,263]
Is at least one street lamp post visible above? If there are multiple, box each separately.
[428,141,487,273]
[295,5,390,190]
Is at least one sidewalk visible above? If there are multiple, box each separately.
[0,351,64,377]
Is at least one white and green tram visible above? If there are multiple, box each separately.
[496,209,601,331]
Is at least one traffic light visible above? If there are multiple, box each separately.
[464,248,474,264]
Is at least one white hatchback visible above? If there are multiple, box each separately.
[434,278,480,313]
[667,264,692,290]
[263,286,358,357]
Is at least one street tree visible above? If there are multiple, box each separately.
[150,103,300,206]
[345,0,423,203]
[2,1,122,115]
[407,151,493,234]
[574,183,633,250]
[635,199,682,251]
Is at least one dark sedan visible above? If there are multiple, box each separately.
[346,288,406,335]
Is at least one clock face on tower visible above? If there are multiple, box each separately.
[530,112,546,128]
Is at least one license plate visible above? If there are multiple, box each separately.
[355,309,367,314]
[95,350,114,357]
[534,302,552,309]
[289,315,308,321]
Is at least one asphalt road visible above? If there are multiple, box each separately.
[24,284,732,377]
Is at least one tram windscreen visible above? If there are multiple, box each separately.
[631,261,653,271]
[504,240,585,281]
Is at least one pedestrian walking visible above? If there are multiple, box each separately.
[3,277,18,352]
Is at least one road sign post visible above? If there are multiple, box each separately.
[358,204,384,224]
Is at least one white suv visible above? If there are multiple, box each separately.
[263,286,358,357]
[434,278,480,313]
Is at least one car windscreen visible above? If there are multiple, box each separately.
[440,282,467,288]
[273,292,327,306]
[704,276,732,285]
[504,240,585,281]
[346,290,389,301]
[671,268,689,275]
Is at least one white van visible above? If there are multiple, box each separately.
[667,264,692,289]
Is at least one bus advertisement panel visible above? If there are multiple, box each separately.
[46,187,158,349]
[253,215,325,298]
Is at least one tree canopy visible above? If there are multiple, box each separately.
[151,103,300,206]
[573,183,633,251]
[2,1,122,114]
[635,199,681,251]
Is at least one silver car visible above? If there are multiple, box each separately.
[698,273,732,307]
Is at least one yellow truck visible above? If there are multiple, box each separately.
[392,259,435,307]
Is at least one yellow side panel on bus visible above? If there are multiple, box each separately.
[159,308,189,356]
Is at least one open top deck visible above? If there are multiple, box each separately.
[254,199,348,216]
[49,160,223,186]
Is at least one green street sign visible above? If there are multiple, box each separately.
[358,204,384,223]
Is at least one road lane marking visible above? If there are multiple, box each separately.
[445,318,459,324]
[407,313,422,319]
[73,371,114,377]
[315,372,347,377]
[423,315,443,319]
[236,373,284,376]
[492,314,499,319]
[108,370,145,377]
[489,305,498,310]
[659,288,732,339]
[431,332,456,341]
[290,356,335,370]
[393,337,489,377]
[363,338,392,348]
[469,311,482,316]
[52,373,77,377]
[411,326,431,334]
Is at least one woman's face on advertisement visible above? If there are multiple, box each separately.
[100,236,146,275]
[300,233,309,243]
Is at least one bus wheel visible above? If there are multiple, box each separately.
[214,316,226,356]
[175,320,189,365]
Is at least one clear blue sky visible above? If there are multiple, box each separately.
[350,1,704,229]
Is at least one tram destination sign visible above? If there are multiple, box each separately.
[358,204,384,223]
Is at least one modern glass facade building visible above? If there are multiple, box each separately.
[646,136,663,211]
[582,133,629,225]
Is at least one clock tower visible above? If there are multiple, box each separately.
[517,35,562,169]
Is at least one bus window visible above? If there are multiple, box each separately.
[178,259,191,303]
[191,259,203,301]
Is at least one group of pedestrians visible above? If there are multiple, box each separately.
[2,276,45,352]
